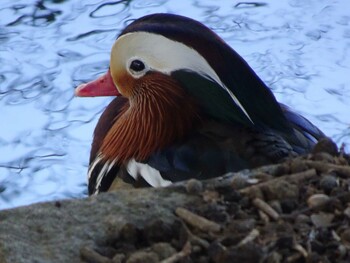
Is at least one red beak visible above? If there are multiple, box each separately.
[75,69,121,97]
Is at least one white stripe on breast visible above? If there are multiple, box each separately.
[126,158,173,187]
[87,155,103,181]
[88,154,117,195]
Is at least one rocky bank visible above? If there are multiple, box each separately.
[1,138,350,263]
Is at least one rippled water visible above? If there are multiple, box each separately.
[0,0,349,209]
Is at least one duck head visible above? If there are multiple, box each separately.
[75,13,293,163]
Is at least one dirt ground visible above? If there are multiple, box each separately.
[80,138,350,263]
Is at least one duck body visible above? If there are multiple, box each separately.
[75,14,325,195]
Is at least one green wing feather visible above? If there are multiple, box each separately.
[172,70,254,127]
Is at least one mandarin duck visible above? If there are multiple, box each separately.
[75,13,325,195]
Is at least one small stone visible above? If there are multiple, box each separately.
[312,152,334,163]
[192,245,202,253]
[295,214,311,224]
[151,242,177,260]
[269,200,282,214]
[319,175,339,194]
[265,251,282,263]
[289,159,308,174]
[307,194,330,208]
[126,251,159,263]
[112,253,125,263]
[271,164,290,177]
[80,246,112,263]
[335,155,349,165]
[243,186,264,200]
[312,137,338,156]
[341,229,350,244]
[263,180,299,200]
[186,179,203,194]
[337,244,347,258]
[344,206,350,219]
[254,172,273,182]
[310,213,334,228]
[231,174,250,189]
[202,190,221,203]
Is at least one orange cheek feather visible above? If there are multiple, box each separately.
[113,71,136,98]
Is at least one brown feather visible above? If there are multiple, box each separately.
[90,97,129,163]
[100,72,200,163]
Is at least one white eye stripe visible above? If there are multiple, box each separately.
[112,32,253,124]
[115,32,219,76]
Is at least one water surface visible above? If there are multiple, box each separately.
[0,0,349,209]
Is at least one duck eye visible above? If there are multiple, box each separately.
[130,59,145,72]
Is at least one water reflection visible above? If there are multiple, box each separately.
[6,1,62,27]
[0,0,349,209]
[90,1,130,18]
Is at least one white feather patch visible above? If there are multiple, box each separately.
[126,159,173,187]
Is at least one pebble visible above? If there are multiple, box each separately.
[269,200,282,214]
[337,244,347,258]
[319,175,339,194]
[312,137,338,156]
[186,179,203,194]
[340,229,350,244]
[312,152,334,163]
[271,164,290,177]
[263,180,299,200]
[112,254,125,263]
[126,251,159,263]
[151,242,177,260]
[295,214,311,224]
[289,159,308,174]
[344,206,350,219]
[231,174,251,189]
[307,194,330,208]
[310,213,334,228]
[265,251,282,263]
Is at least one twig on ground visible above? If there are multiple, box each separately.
[160,241,191,263]
[240,169,316,196]
[180,220,210,248]
[175,207,221,233]
[235,229,260,248]
[252,198,280,221]
[293,243,308,258]
[304,160,350,177]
